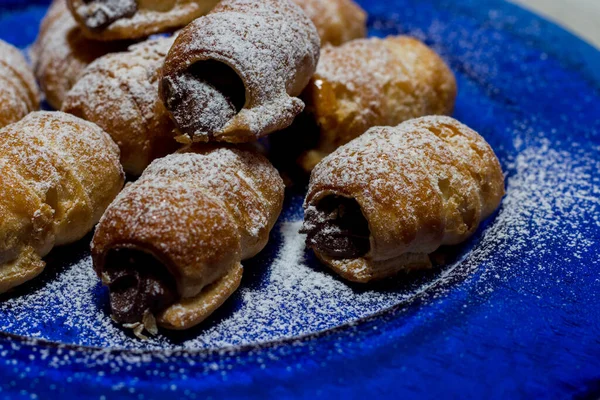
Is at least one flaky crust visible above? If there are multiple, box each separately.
[92,146,284,330]
[63,37,179,176]
[0,40,39,129]
[292,0,366,46]
[31,0,128,110]
[304,116,505,283]
[299,36,457,171]
[160,0,320,143]
[68,0,219,41]
[0,112,124,294]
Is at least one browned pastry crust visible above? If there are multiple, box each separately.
[92,145,284,332]
[0,112,124,294]
[0,40,39,129]
[302,116,505,283]
[299,36,457,172]
[159,0,320,144]
[63,36,179,176]
[291,0,367,46]
[67,0,220,41]
[31,0,129,110]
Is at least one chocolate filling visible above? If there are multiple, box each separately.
[80,0,138,31]
[162,61,246,139]
[302,196,371,259]
[103,248,178,324]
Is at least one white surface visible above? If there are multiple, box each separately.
[510,0,600,49]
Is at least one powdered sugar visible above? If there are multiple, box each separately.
[0,134,596,350]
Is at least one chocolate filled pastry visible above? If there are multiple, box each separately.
[92,146,284,335]
[31,0,129,110]
[63,36,179,176]
[298,36,457,172]
[0,112,124,294]
[302,116,505,283]
[291,0,367,46]
[67,0,220,41]
[159,0,320,144]
[0,40,39,129]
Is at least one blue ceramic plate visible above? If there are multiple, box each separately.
[1,0,599,398]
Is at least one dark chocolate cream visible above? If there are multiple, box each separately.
[302,195,371,259]
[80,0,138,31]
[103,248,178,324]
[161,60,246,140]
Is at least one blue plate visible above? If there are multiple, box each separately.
[1,0,600,398]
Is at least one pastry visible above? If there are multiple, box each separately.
[298,36,457,172]
[63,36,179,176]
[0,112,124,294]
[301,116,505,283]
[92,145,284,334]
[31,0,129,110]
[67,0,220,41]
[291,0,367,46]
[0,40,39,129]
[159,0,320,144]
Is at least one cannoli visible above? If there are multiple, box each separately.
[63,36,179,176]
[159,0,320,144]
[92,145,284,334]
[0,112,124,293]
[31,0,128,110]
[302,116,504,283]
[67,0,220,41]
[299,36,457,171]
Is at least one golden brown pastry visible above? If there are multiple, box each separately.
[31,0,129,110]
[67,0,220,41]
[0,40,39,129]
[63,36,179,176]
[92,146,284,334]
[159,0,320,144]
[0,112,124,294]
[299,36,457,172]
[302,116,504,283]
[291,0,367,46]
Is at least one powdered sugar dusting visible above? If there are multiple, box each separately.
[0,132,596,350]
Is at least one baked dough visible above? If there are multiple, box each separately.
[63,36,179,176]
[67,0,220,41]
[302,116,504,283]
[159,0,320,144]
[0,40,39,129]
[299,36,457,171]
[31,0,128,110]
[92,145,284,333]
[292,0,367,46]
[0,112,124,294]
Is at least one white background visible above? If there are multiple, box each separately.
[510,0,600,48]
